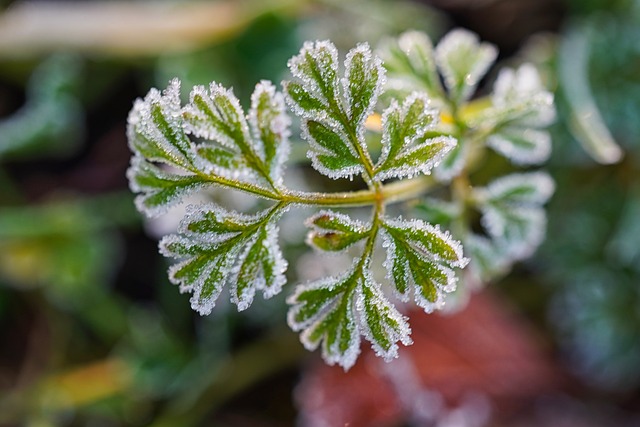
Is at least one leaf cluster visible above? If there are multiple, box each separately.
[127,29,554,369]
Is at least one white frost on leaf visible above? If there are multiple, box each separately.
[288,255,415,370]
[482,64,555,165]
[248,80,291,188]
[159,203,288,315]
[377,30,443,99]
[355,268,413,361]
[381,217,468,313]
[127,79,194,167]
[287,261,362,370]
[435,29,497,104]
[305,210,369,252]
[474,172,555,260]
[284,40,385,181]
[375,92,457,182]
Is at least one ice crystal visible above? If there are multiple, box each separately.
[159,203,287,314]
[283,41,385,181]
[435,29,497,105]
[381,217,468,313]
[305,210,369,252]
[375,93,456,181]
[482,64,555,165]
[474,172,555,260]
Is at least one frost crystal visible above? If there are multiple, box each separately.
[305,210,369,252]
[381,217,468,313]
[288,256,414,370]
[375,93,457,182]
[474,172,555,261]
[435,29,497,104]
[483,64,555,165]
[159,203,287,314]
[284,40,385,181]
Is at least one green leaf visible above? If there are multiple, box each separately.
[434,140,468,182]
[302,120,363,178]
[195,144,244,170]
[344,43,385,129]
[160,204,287,314]
[287,265,361,369]
[183,82,278,187]
[357,271,412,360]
[382,217,467,313]
[479,172,555,206]
[478,64,555,165]
[127,156,206,217]
[435,29,497,105]
[375,93,456,181]
[489,64,555,129]
[284,41,384,180]
[287,259,411,370]
[127,79,194,169]
[249,81,291,186]
[378,30,443,98]
[475,172,555,260]
[413,198,461,226]
[487,127,551,166]
[305,210,369,252]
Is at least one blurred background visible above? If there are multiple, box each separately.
[1,0,639,426]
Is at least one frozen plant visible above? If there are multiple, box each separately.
[127,29,554,370]
[379,29,555,296]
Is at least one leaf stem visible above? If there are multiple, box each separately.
[197,169,436,207]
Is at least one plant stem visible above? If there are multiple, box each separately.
[199,171,436,207]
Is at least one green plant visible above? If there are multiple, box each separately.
[127,29,554,370]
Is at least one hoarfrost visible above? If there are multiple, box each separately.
[435,29,497,103]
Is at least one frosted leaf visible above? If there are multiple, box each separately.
[305,210,369,252]
[375,93,457,181]
[435,29,497,105]
[486,128,551,165]
[473,64,555,165]
[127,78,289,219]
[249,80,291,188]
[476,172,555,206]
[288,257,413,370]
[463,233,510,283]
[343,43,386,139]
[413,198,461,226]
[356,269,413,361]
[182,81,282,189]
[183,83,251,152]
[378,30,443,98]
[284,41,385,180]
[287,260,362,370]
[490,64,555,128]
[229,222,288,310]
[474,172,554,260]
[302,119,364,179]
[287,40,339,110]
[481,205,546,260]
[127,156,207,218]
[434,140,469,182]
[127,78,194,168]
[381,217,468,313]
[159,203,288,314]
